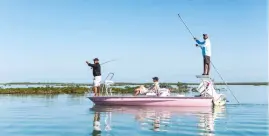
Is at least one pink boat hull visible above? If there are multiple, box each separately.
[88,96,213,107]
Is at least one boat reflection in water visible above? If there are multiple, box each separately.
[90,105,226,136]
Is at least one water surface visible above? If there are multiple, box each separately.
[0,86,268,136]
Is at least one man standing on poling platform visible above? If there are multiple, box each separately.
[194,34,211,75]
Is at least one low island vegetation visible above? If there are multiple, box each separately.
[0,86,89,94]
[0,82,192,94]
[0,81,267,94]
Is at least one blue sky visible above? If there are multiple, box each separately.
[0,0,267,83]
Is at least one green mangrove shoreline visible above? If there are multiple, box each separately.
[0,87,89,94]
[0,86,160,95]
[0,80,267,94]
[0,83,190,94]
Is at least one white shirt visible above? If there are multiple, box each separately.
[196,38,211,56]
[149,82,160,91]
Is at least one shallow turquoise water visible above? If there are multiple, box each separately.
[0,90,268,136]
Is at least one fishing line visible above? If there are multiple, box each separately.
[210,61,240,104]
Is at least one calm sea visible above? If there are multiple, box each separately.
[0,85,268,136]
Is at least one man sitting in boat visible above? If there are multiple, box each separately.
[134,77,160,96]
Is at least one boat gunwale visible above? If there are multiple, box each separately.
[87,96,213,99]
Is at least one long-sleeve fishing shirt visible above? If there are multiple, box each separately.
[88,63,101,77]
[196,39,211,57]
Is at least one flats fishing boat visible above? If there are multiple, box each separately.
[88,73,227,107]
[87,13,243,107]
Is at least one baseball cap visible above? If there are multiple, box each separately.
[152,77,159,81]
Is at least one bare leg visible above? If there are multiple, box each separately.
[93,87,97,96]
[207,64,210,75]
[97,86,100,96]
[134,88,140,96]
[205,64,208,75]
[203,60,206,75]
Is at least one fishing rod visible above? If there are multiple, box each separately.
[177,13,240,104]
[177,14,195,38]
[101,59,118,65]
[90,59,118,69]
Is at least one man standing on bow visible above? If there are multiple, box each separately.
[86,58,101,96]
[194,34,211,75]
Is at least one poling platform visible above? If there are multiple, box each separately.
[196,75,211,79]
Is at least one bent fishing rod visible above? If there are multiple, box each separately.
[177,13,240,104]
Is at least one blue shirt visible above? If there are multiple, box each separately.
[196,39,211,57]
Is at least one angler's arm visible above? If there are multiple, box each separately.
[148,84,158,91]
[196,40,206,48]
[148,85,154,90]
[86,62,96,68]
[196,40,205,44]
[88,63,97,68]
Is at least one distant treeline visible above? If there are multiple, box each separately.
[0,82,268,86]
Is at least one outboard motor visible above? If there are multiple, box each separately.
[196,75,226,106]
